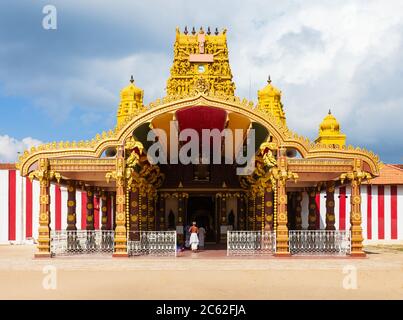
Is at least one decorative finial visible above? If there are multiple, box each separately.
[328,109,331,114]
[191,27,196,35]
[130,75,134,84]
[215,27,219,35]
[267,75,272,84]
[207,26,211,35]
[184,26,188,35]
[199,26,204,34]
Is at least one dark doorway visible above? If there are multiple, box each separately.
[187,196,216,243]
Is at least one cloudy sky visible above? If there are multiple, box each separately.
[0,0,402,163]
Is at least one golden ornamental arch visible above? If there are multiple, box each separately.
[17,91,381,177]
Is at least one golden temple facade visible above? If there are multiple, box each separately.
[17,27,381,258]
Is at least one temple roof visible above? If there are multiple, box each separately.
[15,28,382,181]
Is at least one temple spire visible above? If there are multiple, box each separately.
[267,75,272,84]
[130,75,134,84]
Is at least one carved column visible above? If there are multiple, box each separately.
[177,193,186,245]
[110,148,128,257]
[350,178,365,256]
[325,181,336,230]
[30,158,60,258]
[128,187,139,240]
[220,194,227,243]
[339,160,370,257]
[247,194,255,230]
[101,191,108,230]
[307,188,317,230]
[264,185,274,231]
[148,191,155,231]
[237,194,246,230]
[67,181,77,231]
[274,150,295,256]
[157,193,166,231]
[255,194,264,232]
[276,178,289,255]
[140,192,148,231]
[35,160,51,258]
[295,191,303,230]
[85,187,95,230]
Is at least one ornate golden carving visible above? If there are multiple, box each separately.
[166,27,235,98]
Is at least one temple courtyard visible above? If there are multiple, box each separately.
[0,244,402,299]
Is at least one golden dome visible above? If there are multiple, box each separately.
[258,76,282,99]
[120,75,143,103]
[319,110,340,133]
[315,109,346,147]
[257,76,286,125]
[117,76,145,126]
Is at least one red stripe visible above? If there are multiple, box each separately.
[55,186,62,231]
[107,195,112,230]
[8,170,16,241]
[391,185,398,240]
[94,196,99,229]
[25,178,33,238]
[339,187,346,230]
[81,192,87,229]
[378,186,385,239]
[367,185,372,240]
[315,194,320,229]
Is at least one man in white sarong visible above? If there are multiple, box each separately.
[189,222,199,251]
[198,226,206,249]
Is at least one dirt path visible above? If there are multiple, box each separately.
[0,245,402,299]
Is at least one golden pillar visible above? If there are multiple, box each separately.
[294,191,302,230]
[350,179,365,256]
[237,194,246,230]
[106,148,128,257]
[264,186,274,230]
[85,187,95,230]
[340,160,371,257]
[325,181,336,230]
[148,191,155,231]
[129,187,139,239]
[276,178,289,255]
[29,158,60,258]
[140,192,148,230]
[157,193,166,231]
[255,194,263,232]
[101,191,108,230]
[67,181,77,231]
[273,149,297,256]
[307,188,317,230]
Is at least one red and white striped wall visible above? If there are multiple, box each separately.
[0,168,402,243]
[0,169,113,244]
[300,185,403,242]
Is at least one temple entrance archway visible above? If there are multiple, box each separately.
[187,195,217,244]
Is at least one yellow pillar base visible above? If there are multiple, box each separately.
[350,252,366,258]
[34,253,52,258]
[274,252,291,257]
[112,252,129,258]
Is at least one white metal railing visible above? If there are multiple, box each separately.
[50,230,114,256]
[227,231,276,256]
[127,231,177,257]
[289,230,351,256]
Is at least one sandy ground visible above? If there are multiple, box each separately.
[0,245,402,299]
